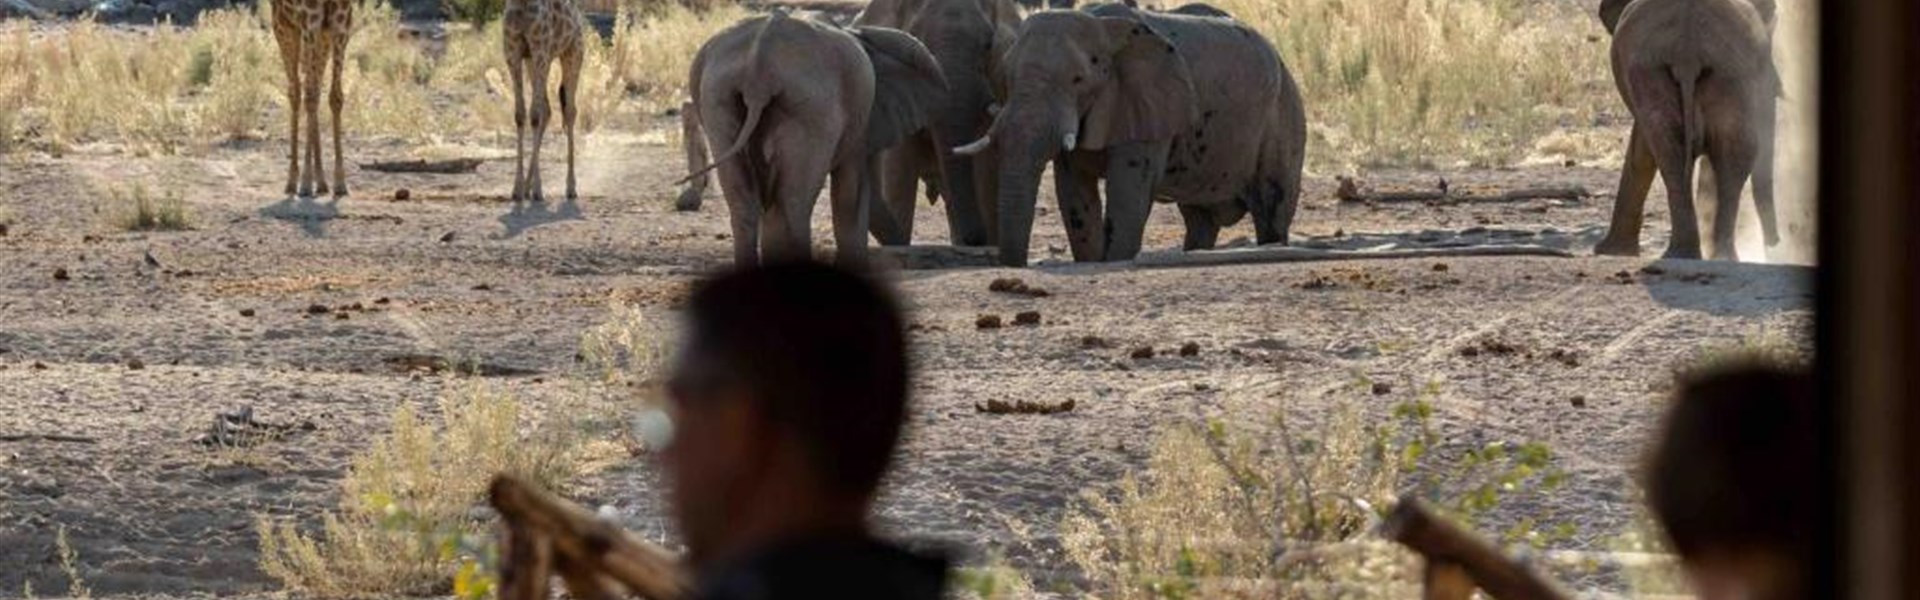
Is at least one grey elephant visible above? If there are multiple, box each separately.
[678,11,948,267]
[1594,0,1779,260]
[953,3,1306,266]
[853,0,1023,247]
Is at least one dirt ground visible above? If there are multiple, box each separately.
[0,119,1812,596]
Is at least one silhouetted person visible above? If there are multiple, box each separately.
[1643,360,1816,600]
[656,261,945,599]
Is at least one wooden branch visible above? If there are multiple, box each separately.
[1424,561,1476,600]
[1133,245,1573,269]
[489,475,690,600]
[0,433,99,443]
[1336,178,1590,205]
[1381,496,1573,600]
[359,158,486,174]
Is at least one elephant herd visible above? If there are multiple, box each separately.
[670,0,1785,268]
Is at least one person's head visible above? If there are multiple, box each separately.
[657,261,910,566]
[1643,359,1815,600]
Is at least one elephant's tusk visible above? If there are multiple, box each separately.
[954,135,993,156]
[1062,132,1077,151]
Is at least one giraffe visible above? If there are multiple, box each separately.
[503,0,585,202]
[270,0,352,198]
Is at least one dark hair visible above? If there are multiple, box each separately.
[1644,360,1816,563]
[682,260,911,498]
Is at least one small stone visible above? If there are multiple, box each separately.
[374,297,391,304]
[1639,264,1667,276]
[126,358,145,370]
[1570,396,1588,409]
[307,304,331,315]
[975,314,1003,329]
[713,233,728,240]
[52,268,69,281]
[1432,263,1450,272]
[989,277,1024,293]
[1371,382,1392,395]
[32,361,47,370]
[472,283,493,291]
[239,308,255,317]
[335,312,350,320]
[1013,311,1042,326]
[1130,346,1155,360]
[1081,335,1112,349]
[440,231,456,243]
[1179,342,1200,357]
[394,188,412,201]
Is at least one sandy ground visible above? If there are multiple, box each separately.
[0,119,1812,596]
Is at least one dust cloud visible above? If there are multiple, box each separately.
[1733,0,1817,264]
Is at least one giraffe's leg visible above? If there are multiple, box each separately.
[527,55,553,203]
[559,41,582,201]
[327,22,349,198]
[506,48,528,202]
[300,29,325,198]
[275,29,301,196]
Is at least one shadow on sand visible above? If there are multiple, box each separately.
[497,199,584,239]
[259,195,341,238]
[1638,259,1815,317]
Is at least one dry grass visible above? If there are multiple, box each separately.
[109,185,193,231]
[257,304,666,598]
[1216,0,1616,169]
[0,1,744,154]
[256,384,582,598]
[55,525,91,599]
[1059,401,1420,598]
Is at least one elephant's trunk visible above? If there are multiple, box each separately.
[994,139,1050,267]
[990,100,1072,267]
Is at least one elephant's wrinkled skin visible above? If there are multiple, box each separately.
[678,12,947,267]
[956,4,1306,267]
[1595,0,1780,261]
[854,0,1022,247]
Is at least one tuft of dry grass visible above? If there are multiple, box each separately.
[257,384,581,598]
[1060,402,1420,598]
[1216,0,1616,169]
[109,185,193,232]
[55,525,91,600]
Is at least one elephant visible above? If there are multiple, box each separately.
[677,11,948,267]
[953,3,1306,266]
[1593,0,1779,260]
[853,0,1023,247]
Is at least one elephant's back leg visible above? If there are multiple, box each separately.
[698,97,767,265]
[762,109,845,261]
[1698,76,1760,260]
[1625,66,1704,259]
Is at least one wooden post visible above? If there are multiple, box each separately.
[1380,496,1572,600]
[488,475,691,600]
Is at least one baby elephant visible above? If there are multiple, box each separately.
[1595,0,1779,261]
[679,11,947,267]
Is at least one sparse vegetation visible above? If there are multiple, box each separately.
[56,525,90,600]
[1056,381,1579,598]
[109,185,193,231]
[0,1,746,154]
[1218,0,1616,168]
[256,384,582,598]
[258,303,665,599]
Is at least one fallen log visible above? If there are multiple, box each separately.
[359,158,486,174]
[0,433,98,443]
[1381,495,1573,600]
[489,474,689,600]
[1133,244,1573,269]
[873,245,1000,270]
[1336,178,1590,205]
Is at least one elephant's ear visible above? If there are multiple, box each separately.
[853,26,952,152]
[1597,0,1631,34]
[853,0,908,27]
[1079,17,1198,150]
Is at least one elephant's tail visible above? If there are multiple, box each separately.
[1673,62,1703,175]
[673,95,769,186]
